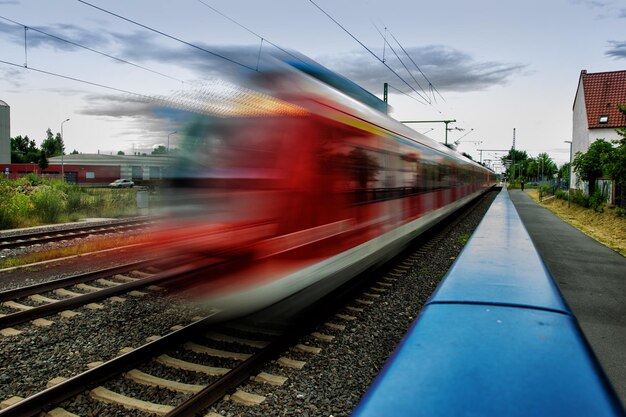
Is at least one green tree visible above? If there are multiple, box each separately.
[10,135,39,163]
[38,150,49,170]
[151,145,168,155]
[535,152,557,182]
[572,139,614,194]
[70,149,79,155]
[501,149,528,181]
[604,104,626,206]
[117,150,125,155]
[558,162,571,182]
[41,128,64,157]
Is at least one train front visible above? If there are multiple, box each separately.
[150,78,328,319]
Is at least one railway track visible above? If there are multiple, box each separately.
[0,190,499,417]
[0,218,156,251]
[0,259,223,333]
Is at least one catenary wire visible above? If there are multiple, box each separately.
[77,0,257,72]
[373,23,430,103]
[308,0,430,105]
[0,15,184,83]
[193,0,307,66]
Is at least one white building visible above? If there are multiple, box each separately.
[571,69,626,190]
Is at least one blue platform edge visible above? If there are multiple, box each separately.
[352,188,625,417]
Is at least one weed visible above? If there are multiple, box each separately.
[456,233,470,246]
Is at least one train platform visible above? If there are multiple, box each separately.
[509,189,626,405]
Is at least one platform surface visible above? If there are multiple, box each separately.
[509,189,626,405]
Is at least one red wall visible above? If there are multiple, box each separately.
[0,164,121,185]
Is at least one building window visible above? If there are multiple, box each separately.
[599,115,609,124]
[86,172,95,179]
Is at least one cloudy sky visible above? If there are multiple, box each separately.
[0,0,625,167]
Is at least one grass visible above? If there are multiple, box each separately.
[0,234,151,270]
[456,233,470,246]
[527,190,626,257]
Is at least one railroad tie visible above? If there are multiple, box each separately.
[293,344,322,354]
[184,342,251,361]
[362,293,381,299]
[252,372,288,386]
[75,283,101,293]
[125,369,205,394]
[311,332,335,342]
[96,279,120,287]
[0,396,23,409]
[2,301,33,311]
[54,289,83,298]
[324,322,346,331]
[131,270,153,278]
[112,274,137,282]
[47,376,68,388]
[225,389,266,405]
[29,294,59,304]
[335,313,357,321]
[205,332,269,348]
[156,354,229,376]
[32,318,55,327]
[90,386,174,415]
[276,356,306,369]
[0,328,22,336]
[45,407,80,417]
[59,310,80,318]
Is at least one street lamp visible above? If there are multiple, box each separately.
[61,118,70,181]
[167,131,177,153]
[564,140,572,208]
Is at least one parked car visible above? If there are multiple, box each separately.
[109,179,134,188]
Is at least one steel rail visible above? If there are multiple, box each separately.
[0,259,221,329]
[0,312,222,417]
[0,261,150,302]
[0,218,155,250]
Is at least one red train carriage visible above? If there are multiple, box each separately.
[150,61,495,319]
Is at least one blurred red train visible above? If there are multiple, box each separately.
[151,60,495,319]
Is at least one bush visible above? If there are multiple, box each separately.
[31,186,66,223]
[571,189,590,208]
[0,193,31,229]
[588,189,606,212]
[555,189,568,200]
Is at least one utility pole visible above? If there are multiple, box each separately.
[383,83,388,104]
[400,119,456,145]
[511,128,516,183]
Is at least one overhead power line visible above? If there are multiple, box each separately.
[308,0,431,105]
[387,30,446,103]
[373,23,430,103]
[0,15,184,83]
[193,0,306,66]
[77,0,257,72]
[0,58,152,98]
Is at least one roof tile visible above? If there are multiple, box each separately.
[582,70,626,129]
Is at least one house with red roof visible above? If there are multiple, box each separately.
[571,69,626,191]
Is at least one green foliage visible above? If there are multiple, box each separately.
[0,192,31,229]
[456,233,470,246]
[38,150,49,170]
[501,149,529,181]
[10,135,40,163]
[572,139,613,194]
[41,128,65,157]
[151,145,168,155]
[0,178,145,229]
[31,185,66,223]
[558,162,571,181]
[554,188,568,200]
